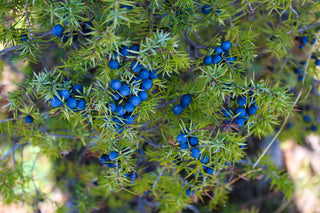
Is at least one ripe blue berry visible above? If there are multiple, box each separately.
[129,96,141,106]
[222,107,233,117]
[110,79,121,91]
[112,92,121,101]
[141,79,153,90]
[248,105,258,115]
[243,113,249,121]
[205,167,214,175]
[139,69,150,79]
[125,102,136,112]
[130,172,138,181]
[25,115,33,124]
[116,105,126,116]
[234,117,245,127]
[177,133,188,144]
[83,21,93,33]
[301,36,309,45]
[109,151,119,161]
[50,96,62,108]
[59,89,70,100]
[181,102,189,109]
[99,154,109,164]
[202,5,212,14]
[212,55,222,64]
[124,114,134,124]
[52,24,64,37]
[131,61,143,72]
[295,68,303,75]
[120,5,133,10]
[189,137,198,146]
[108,59,119,70]
[77,99,86,110]
[120,46,129,56]
[315,59,320,66]
[237,96,247,106]
[107,102,116,112]
[200,155,209,164]
[20,34,28,42]
[150,70,158,79]
[311,125,317,131]
[203,55,212,65]
[129,44,139,55]
[138,91,148,101]
[227,56,235,63]
[180,143,189,150]
[66,97,77,109]
[186,188,194,197]
[221,41,232,51]
[72,84,83,95]
[303,115,311,122]
[191,148,201,158]
[181,94,191,105]
[214,46,224,55]
[235,107,246,117]
[173,105,183,115]
[119,85,130,96]
[311,38,316,45]
[115,124,124,134]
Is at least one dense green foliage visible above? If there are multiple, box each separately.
[0,0,320,212]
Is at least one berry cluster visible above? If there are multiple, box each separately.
[99,149,138,181]
[297,36,316,49]
[203,41,234,66]
[201,5,221,15]
[222,93,258,128]
[172,94,192,115]
[106,45,158,133]
[49,84,86,111]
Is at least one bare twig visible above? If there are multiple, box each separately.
[287,23,320,34]
[289,4,299,21]
[184,205,200,213]
[152,166,166,193]
[141,136,163,147]
[25,1,32,39]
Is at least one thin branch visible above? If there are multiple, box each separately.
[25,0,32,39]
[31,151,41,209]
[252,39,317,169]
[152,166,166,193]
[287,23,320,34]
[184,205,200,213]
[141,136,163,147]
[289,4,299,21]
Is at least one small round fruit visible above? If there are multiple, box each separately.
[315,59,320,66]
[50,96,63,108]
[112,93,121,101]
[234,117,245,127]
[205,167,214,175]
[108,59,119,70]
[129,96,141,106]
[303,115,311,122]
[212,55,222,64]
[129,44,139,55]
[202,5,212,15]
[214,46,224,55]
[125,102,135,112]
[186,188,194,197]
[130,172,138,181]
[180,143,189,150]
[139,69,150,79]
[52,24,64,37]
[66,97,77,109]
[120,45,129,56]
[59,89,70,100]
[119,85,130,96]
[83,21,93,33]
[181,102,189,109]
[115,124,124,134]
[138,91,148,101]
[124,114,134,124]
[109,151,119,161]
[181,94,191,105]
[247,105,258,115]
[110,79,121,90]
[237,96,247,106]
[235,107,246,117]
[150,70,158,79]
[72,84,83,95]
[200,155,209,164]
[177,133,188,144]
[107,102,116,112]
[311,125,317,131]
[141,79,153,90]
[222,107,233,117]
[301,36,309,45]
[173,105,183,115]
[25,115,33,123]
[203,55,212,65]
[99,154,109,164]
[77,99,86,110]
[131,61,143,72]
[116,105,126,116]
[120,4,133,10]
[221,41,232,51]
[190,148,201,158]
[20,34,28,42]
[189,137,198,146]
